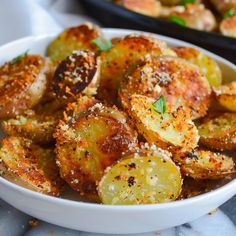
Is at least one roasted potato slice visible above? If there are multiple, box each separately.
[0,54,48,119]
[65,95,98,120]
[220,15,236,38]
[198,112,236,151]
[98,144,182,204]
[168,4,216,31]
[119,56,211,119]
[52,50,100,101]
[116,0,162,17]
[55,104,137,201]
[2,112,59,145]
[97,35,175,103]
[46,22,102,62]
[128,94,199,151]
[173,47,222,88]
[174,149,235,179]
[0,137,64,196]
[213,81,236,112]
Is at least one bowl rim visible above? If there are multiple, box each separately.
[0,28,235,211]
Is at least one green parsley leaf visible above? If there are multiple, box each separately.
[153,95,166,114]
[169,16,186,26]
[91,38,113,52]
[181,0,195,6]
[11,50,29,64]
[223,8,235,19]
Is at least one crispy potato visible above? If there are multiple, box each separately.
[198,112,236,151]
[173,149,235,179]
[0,137,64,196]
[52,50,100,101]
[213,81,236,112]
[98,144,182,204]
[128,94,199,151]
[117,0,162,17]
[220,15,236,38]
[0,54,48,119]
[210,0,236,15]
[46,22,102,62]
[173,47,222,88]
[168,4,216,31]
[55,104,137,201]
[119,56,211,119]
[65,95,98,120]
[97,35,175,104]
[2,112,59,145]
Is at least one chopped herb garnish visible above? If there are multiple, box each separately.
[91,38,112,52]
[11,50,29,64]
[153,95,166,114]
[169,16,186,26]
[181,0,195,6]
[223,8,235,19]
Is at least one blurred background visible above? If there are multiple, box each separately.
[1,0,236,62]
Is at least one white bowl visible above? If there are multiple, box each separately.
[0,29,235,234]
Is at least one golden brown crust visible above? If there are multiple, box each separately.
[46,22,102,62]
[64,95,98,120]
[52,50,100,101]
[213,81,236,112]
[119,56,211,119]
[2,113,59,145]
[128,94,199,152]
[97,35,168,104]
[0,137,64,196]
[173,46,222,88]
[0,55,47,119]
[54,104,137,200]
[173,149,235,179]
[198,112,236,151]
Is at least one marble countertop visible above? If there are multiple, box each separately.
[1,196,235,236]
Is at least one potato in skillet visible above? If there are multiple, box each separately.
[52,50,100,101]
[173,149,235,179]
[116,0,162,17]
[213,81,236,112]
[119,56,211,119]
[97,35,176,104]
[165,4,217,32]
[198,112,236,151]
[220,15,236,38]
[98,144,182,205]
[173,46,222,88]
[0,137,64,196]
[128,94,199,152]
[55,104,137,201]
[46,22,102,62]
[0,54,49,119]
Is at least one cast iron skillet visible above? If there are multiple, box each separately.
[80,0,236,63]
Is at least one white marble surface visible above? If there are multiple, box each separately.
[0,196,236,236]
